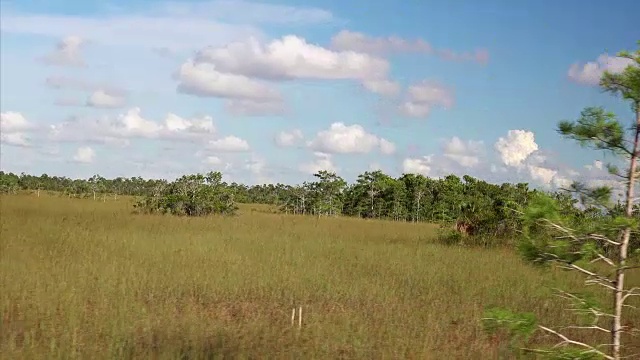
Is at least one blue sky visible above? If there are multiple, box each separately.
[0,0,638,188]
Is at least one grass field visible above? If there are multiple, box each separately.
[1,195,639,359]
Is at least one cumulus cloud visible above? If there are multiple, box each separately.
[442,136,484,167]
[299,152,337,174]
[379,138,396,155]
[494,130,539,167]
[402,156,433,176]
[399,81,454,118]
[1,111,36,147]
[331,30,489,64]
[40,35,85,67]
[527,165,557,187]
[49,108,216,144]
[275,129,304,147]
[194,35,389,81]
[176,60,283,102]
[86,90,127,108]
[72,146,95,163]
[180,34,397,107]
[568,54,635,85]
[307,122,395,154]
[206,135,250,152]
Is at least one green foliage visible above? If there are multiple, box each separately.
[482,307,538,341]
[482,307,538,357]
[600,40,640,108]
[558,107,629,156]
[133,172,238,216]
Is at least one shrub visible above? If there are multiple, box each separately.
[133,172,238,216]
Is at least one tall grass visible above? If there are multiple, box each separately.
[1,195,638,359]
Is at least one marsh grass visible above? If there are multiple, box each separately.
[1,195,638,359]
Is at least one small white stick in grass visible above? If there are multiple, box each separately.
[291,308,295,326]
[298,306,302,329]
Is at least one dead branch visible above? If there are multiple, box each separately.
[539,326,614,360]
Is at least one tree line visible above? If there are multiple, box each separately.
[1,169,636,240]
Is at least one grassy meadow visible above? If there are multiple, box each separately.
[1,194,639,359]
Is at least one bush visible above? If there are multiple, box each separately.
[133,172,238,217]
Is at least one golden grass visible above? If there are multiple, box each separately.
[1,195,638,359]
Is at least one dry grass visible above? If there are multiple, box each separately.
[1,195,638,359]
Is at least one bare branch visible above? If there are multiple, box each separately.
[559,263,615,284]
[622,287,640,305]
[587,233,622,246]
[589,253,617,267]
[561,325,612,333]
[539,326,614,359]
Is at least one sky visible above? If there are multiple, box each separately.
[0,0,638,189]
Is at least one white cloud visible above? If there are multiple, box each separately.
[188,34,397,100]
[442,136,483,167]
[40,35,85,67]
[527,165,557,187]
[275,129,304,147]
[49,108,216,144]
[207,135,250,152]
[308,122,395,154]
[568,54,634,85]
[402,156,433,176]
[379,138,396,155]
[1,133,30,147]
[299,152,336,174]
[176,60,282,102]
[553,176,573,189]
[362,79,400,96]
[72,146,95,163]
[399,81,454,118]
[194,35,390,81]
[164,113,215,133]
[494,130,539,167]
[1,111,36,147]
[86,90,127,108]
[398,102,431,118]
[1,111,33,132]
[205,155,222,165]
[585,160,604,171]
[330,30,489,65]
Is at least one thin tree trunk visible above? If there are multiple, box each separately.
[612,105,639,359]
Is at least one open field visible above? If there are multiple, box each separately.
[1,195,639,359]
